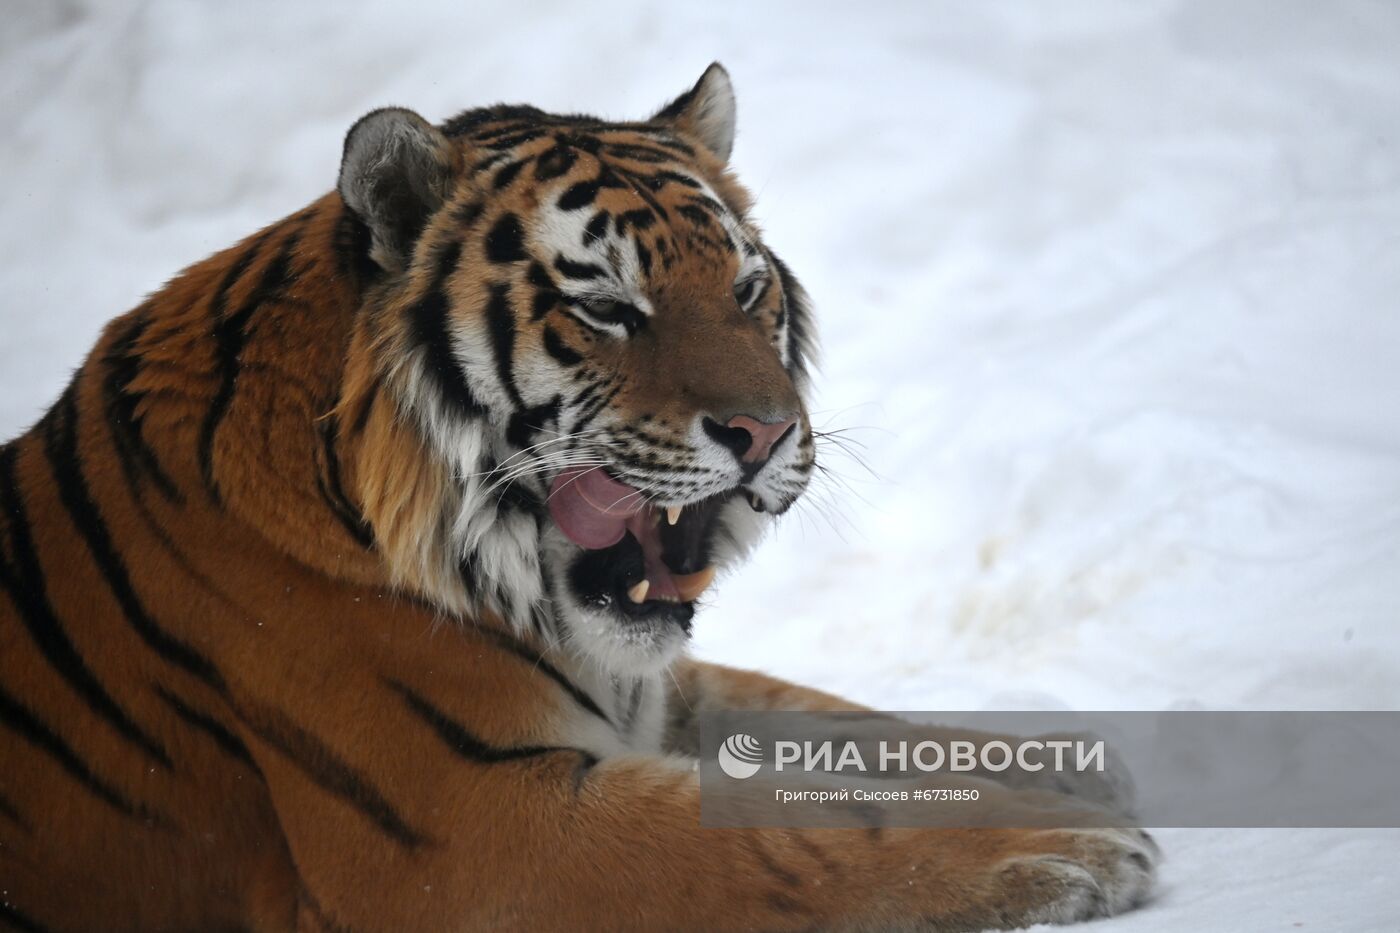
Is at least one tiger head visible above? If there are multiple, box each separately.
[338,65,815,675]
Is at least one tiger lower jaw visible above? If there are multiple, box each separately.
[541,491,763,676]
[543,535,696,676]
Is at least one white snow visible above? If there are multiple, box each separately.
[3,1,1398,929]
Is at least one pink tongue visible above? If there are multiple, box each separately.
[548,467,648,550]
[548,468,681,601]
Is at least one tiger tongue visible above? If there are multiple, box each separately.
[548,467,647,550]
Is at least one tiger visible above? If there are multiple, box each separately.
[0,64,1157,931]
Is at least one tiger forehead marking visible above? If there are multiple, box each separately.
[425,129,796,427]
[451,129,768,329]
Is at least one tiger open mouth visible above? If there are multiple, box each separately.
[550,467,727,622]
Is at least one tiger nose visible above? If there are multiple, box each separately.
[702,414,800,466]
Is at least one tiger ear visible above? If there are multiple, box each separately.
[338,107,456,272]
[653,62,736,163]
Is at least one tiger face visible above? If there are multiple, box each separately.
[341,65,815,674]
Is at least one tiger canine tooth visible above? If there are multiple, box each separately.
[674,566,717,602]
[666,506,682,526]
[628,579,650,603]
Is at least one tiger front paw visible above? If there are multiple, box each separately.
[991,827,1158,927]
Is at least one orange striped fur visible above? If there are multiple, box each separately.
[0,66,1154,931]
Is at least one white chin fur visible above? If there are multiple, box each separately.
[560,604,692,676]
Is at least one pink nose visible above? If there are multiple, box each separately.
[718,414,800,465]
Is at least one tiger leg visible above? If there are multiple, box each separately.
[269,748,1152,931]
[666,659,1139,812]
[242,661,1152,932]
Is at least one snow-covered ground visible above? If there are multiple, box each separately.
[4,1,1398,929]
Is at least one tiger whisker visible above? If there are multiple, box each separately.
[480,455,611,498]
[474,454,605,487]
[457,429,609,481]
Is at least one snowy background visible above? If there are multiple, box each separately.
[3,0,1398,928]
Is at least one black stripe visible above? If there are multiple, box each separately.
[196,229,274,499]
[542,327,583,367]
[527,264,561,322]
[770,252,811,378]
[491,158,527,190]
[409,295,488,421]
[527,600,550,639]
[484,213,526,264]
[408,240,490,420]
[495,480,542,517]
[615,208,657,234]
[298,885,357,933]
[556,130,603,155]
[645,133,695,157]
[439,107,533,138]
[557,179,600,212]
[686,193,729,215]
[242,703,428,848]
[199,226,302,502]
[0,682,147,821]
[458,549,482,597]
[571,751,599,792]
[654,169,704,190]
[570,380,602,414]
[472,628,610,726]
[525,260,555,293]
[408,287,484,417]
[479,128,546,150]
[332,205,380,287]
[386,679,580,765]
[611,165,670,223]
[535,145,578,182]
[678,204,715,229]
[621,679,644,734]
[427,236,463,283]
[0,789,29,833]
[505,396,561,453]
[748,836,804,889]
[570,382,622,437]
[452,199,485,227]
[469,151,511,175]
[0,437,172,768]
[40,384,227,695]
[553,256,607,280]
[315,416,374,549]
[101,307,183,504]
[0,902,48,933]
[484,283,524,408]
[582,211,609,245]
[153,685,256,769]
[602,142,673,164]
[470,116,543,140]
[793,834,841,877]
